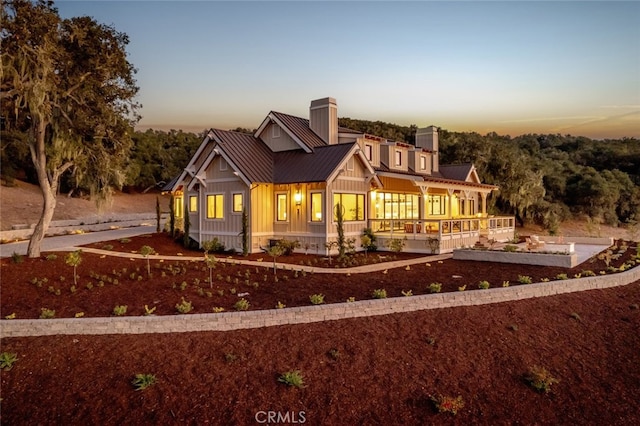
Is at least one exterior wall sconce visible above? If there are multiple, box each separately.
[294,191,302,205]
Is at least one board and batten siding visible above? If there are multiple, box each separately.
[261,122,300,152]
[250,183,274,252]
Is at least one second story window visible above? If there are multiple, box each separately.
[395,150,402,167]
[365,144,373,161]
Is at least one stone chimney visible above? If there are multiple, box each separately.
[309,97,338,145]
[415,126,439,173]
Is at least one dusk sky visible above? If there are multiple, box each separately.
[56,1,640,139]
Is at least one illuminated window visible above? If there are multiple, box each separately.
[333,193,365,222]
[458,199,466,216]
[206,194,224,219]
[372,192,419,220]
[365,144,373,161]
[233,193,243,213]
[175,196,183,218]
[394,150,402,167]
[276,193,288,221]
[469,199,476,215]
[427,195,446,216]
[311,192,323,222]
[189,195,198,213]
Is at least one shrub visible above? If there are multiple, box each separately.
[39,308,55,319]
[65,250,82,286]
[478,280,490,290]
[11,252,23,264]
[457,285,466,291]
[401,289,413,297]
[119,238,131,244]
[234,298,250,311]
[346,296,355,303]
[387,237,406,253]
[113,305,128,316]
[276,301,286,309]
[372,288,387,299]
[555,273,568,280]
[101,244,114,251]
[518,275,532,284]
[328,348,341,360]
[524,366,559,393]
[429,282,442,293]
[503,245,518,252]
[276,239,300,256]
[278,370,305,388]
[45,254,57,261]
[361,227,378,252]
[309,294,325,305]
[502,280,510,287]
[175,297,193,314]
[202,238,225,254]
[212,307,225,313]
[431,394,464,415]
[132,373,157,391]
[0,352,18,371]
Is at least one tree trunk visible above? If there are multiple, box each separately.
[26,119,56,258]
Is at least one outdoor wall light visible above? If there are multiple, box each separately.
[294,191,302,205]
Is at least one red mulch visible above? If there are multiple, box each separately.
[1,233,639,424]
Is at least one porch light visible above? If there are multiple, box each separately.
[294,190,302,205]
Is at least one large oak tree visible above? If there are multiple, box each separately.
[1,0,140,257]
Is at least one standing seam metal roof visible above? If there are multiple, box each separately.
[211,129,273,183]
[270,111,327,149]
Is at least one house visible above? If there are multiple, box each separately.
[166,97,514,254]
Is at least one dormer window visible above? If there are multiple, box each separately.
[394,150,402,167]
[365,144,373,161]
[272,125,280,138]
[420,155,427,170]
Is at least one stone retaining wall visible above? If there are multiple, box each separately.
[453,249,578,268]
[2,266,639,338]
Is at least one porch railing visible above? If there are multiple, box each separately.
[368,216,515,239]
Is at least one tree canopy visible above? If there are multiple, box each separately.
[1,0,140,256]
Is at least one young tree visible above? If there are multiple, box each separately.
[1,0,140,257]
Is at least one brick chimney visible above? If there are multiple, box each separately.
[309,97,338,145]
[415,126,439,173]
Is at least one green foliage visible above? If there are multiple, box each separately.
[169,194,176,237]
[45,254,57,261]
[478,280,491,289]
[361,227,378,252]
[175,297,193,314]
[132,373,157,391]
[429,282,442,293]
[401,289,413,297]
[372,288,387,299]
[267,245,284,275]
[335,204,346,258]
[278,370,305,388]
[112,305,127,316]
[11,252,23,264]
[139,245,155,277]
[309,294,325,305]
[144,305,156,316]
[387,238,406,253]
[202,238,225,254]
[276,239,300,256]
[156,196,161,233]
[240,208,249,256]
[183,201,190,247]
[518,275,532,284]
[234,298,250,311]
[503,245,518,252]
[524,366,559,393]
[39,308,55,319]
[0,352,18,371]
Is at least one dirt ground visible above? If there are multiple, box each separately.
[1,181,639,424]
[0,180,164,231]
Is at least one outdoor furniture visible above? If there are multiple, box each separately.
[526,235,545,250]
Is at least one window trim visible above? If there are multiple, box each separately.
[420,155,427,170]
[333,192,366,222]
[364,144,373,161]
[394,150,402,167]
[189,195,198,213]
[310,191,324,223]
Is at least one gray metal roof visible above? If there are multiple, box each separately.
[270,111,327,150]
[273,143,356,183]
[439,164,474,181]
[211,129,274,183]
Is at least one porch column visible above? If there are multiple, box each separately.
[447,189,454,218]
[480,192,487,216]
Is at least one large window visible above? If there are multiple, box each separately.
[310,192,323,222]
[206,194,224,219]
[333,193,365,221]
[189,195,198,213]
[372,192,419,219]
[233,193,243,213]
[427,194,447,216]
[276,193,288,221]
[175,196,184,218]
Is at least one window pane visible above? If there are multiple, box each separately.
[215,194,224,218]
[356,194,364,220]
[207,195,215,218]
[311,192,323,221]
[277,194,287,221]
[233,193,243,212]
[175,196,183,218]
[189,196,198,213]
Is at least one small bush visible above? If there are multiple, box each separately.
[503,245,518,252]
[518,275,532,284]
[11,252,23,264]
[309,294,325,305]
[555,273,568,280]
[278,370,305,388]
[478,280,490,290]
[45,254,57,261]
[372,288,387,299]
[429,282,442,293]
[502,280,510,287]
[346,297,355,303]
[328,348,341,360]
[175,297,193,314]
[39,308,55,319]
[132,373,157,391]
[276,239,300,256]
[275,301,286,309]
[212,307,225,313]
[524,366,559,393]
[112,305,128,316]
[387,238,406,253]
[101,244,114,250]
[202,238,225,253]
[234,298,250,311]
[457,285,466,292]
[401,289,413,297]
[119,238,131,244]
[431,394,464,415]
[0,352,18,371]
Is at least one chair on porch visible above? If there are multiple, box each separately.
[526,235,545,251]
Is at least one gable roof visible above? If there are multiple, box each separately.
[439,164,475,182]
[270,111,327,150]
[210,129,273,183]
[273,143,356,183]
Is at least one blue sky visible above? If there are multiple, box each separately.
[56,1,640,139]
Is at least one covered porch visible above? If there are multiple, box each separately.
[369,216,515,254]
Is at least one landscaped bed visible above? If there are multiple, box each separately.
[1,232,639,424]
[1,233,637,319]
